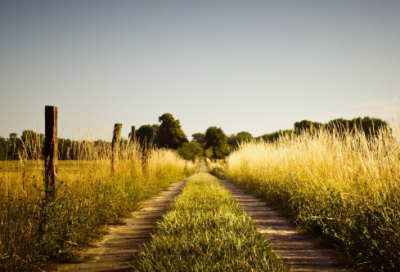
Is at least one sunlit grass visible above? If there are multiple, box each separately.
[134,161,287,272]
[226,121,400,271]
[0,137,195,271]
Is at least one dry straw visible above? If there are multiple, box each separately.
[227,117,400,271]
[0,129,195,271]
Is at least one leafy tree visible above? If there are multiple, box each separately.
[156,113,188,149]
[204,147,213,158]
[59,138,72,160]
[357,116,388,138]
[228,131,253,149]
[205,126,229,159]
[178,142,203,161]
[136,124,158,147]
[8,133,23,160]
[0,136,6,160]
[257,130,293,142]
[326,116,388,138]
[294,120,323,134]
[293,117,388,138]
[21,130,44,159]
[192,133,206,147]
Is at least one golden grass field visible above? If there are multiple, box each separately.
[0,141,196,271]
[224,123,400,271]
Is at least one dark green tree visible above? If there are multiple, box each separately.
[0,136,7,160]
[257,130,294,142]
[136,124,159,147]
[178,142,203,161]
[228,131,253,149]
[326,116,388,138]
[8,133,23,160]
[156,113,188,149]
[59,138,72,160]
[205,126,229,159]
[21,130,44,159]
[192,133,206,147]
[294,120,323,134]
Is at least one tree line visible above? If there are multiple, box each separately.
[0,114,389,161]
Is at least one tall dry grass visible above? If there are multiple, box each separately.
[227,122,400,271]
[0,134,195,271]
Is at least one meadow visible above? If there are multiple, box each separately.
[134,161,287,272]
[0,140,195,271]
[222,123,400,271]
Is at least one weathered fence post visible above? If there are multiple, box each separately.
[112,123,122,174]
[142,136,148,178]
[129,126,137,174]
[130,126,136,143]
[44,105,58,201]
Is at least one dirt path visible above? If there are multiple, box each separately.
[57,178,188,272]
[219,179,354,272]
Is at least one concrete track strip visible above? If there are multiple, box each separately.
[57,178,188,272]
[219,179,354,272]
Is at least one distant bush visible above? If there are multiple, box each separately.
[205,126,229,159]
[178,141,203,161]
[257,129,293,143]
[228,131,253,149]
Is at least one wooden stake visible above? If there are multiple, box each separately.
[130,126,136,143]
[142,136,148,178]
[44,106,58,201]
[112,123,122,173]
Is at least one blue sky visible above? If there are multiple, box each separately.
[1,1,399,140]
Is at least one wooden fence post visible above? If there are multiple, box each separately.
[130,126,136,143]
[127,126,137,176]
[112,123,122,174]
[141,136,148,178]
[44,105,58,201]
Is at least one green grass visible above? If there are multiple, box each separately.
[133,161,287,272]
[1,150,196,272]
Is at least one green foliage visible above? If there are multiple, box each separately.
[204,147,213,158]
[178,141,203,161]
[6,133,23,160]
[257,130,293,143]
[21,130,44,159]
[136,124,158,147]
[294,117,389,138]
[134,166,287,271]
[326,116,389,138]
[191,132,206,147]
[156,113,188,149]
[205,126,229,159]
[0,137,6,160]
[294,120,323,134]
[228,131,253,149]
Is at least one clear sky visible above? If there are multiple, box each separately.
[1,1,399,141]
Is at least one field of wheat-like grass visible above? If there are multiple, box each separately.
[227,124,400,271]
[0,139,195,272]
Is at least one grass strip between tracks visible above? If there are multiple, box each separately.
[133,162,287,271]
